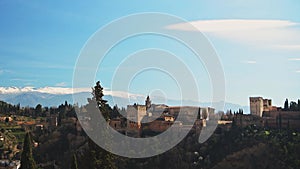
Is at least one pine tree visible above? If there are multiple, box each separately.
[20,132,37,169]
[92,81,110,120]
[93,81,107,106]
[87,81,116,169]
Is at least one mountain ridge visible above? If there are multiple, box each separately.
[0,90,249,113]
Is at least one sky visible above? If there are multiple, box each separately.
[0,0,300,106]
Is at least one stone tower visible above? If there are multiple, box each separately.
[127,104,147,130]
[249,97,264,117]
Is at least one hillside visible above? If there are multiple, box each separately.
[212,143,286,169]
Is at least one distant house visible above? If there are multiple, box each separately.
[0,117,13,123]
[35,124,44,130]
[109,117,126,130]
[164,114,174,122]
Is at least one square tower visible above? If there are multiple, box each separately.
[127,104,147,130]
[249,97,264,117]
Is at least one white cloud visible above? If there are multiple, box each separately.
[276,45,300,50]
[296,70,300,73]
[288,58,300,61]
[55,82,67,87]
[104,89,144,99]
[37,87,91,94]
[10,78,36,82]
[0,69,12,75]
[166,19,300,49]
[243,60,257,64]
[167,19,297,32]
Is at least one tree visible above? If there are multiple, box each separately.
[284,98,289,110]
[87,81,116,169]
[35,104,42,117]
[290,101,298,111]
[92,81,111,120]
[57,111,64,126]
[298,99,300,111]
[5,117,9,123]
[111,105,121,119]
[71,154,78,169]
[93,81,107,106]
[20,132,37,169]
[238,109,243,115]
[65,100,68,107]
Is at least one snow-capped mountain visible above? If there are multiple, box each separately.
[0,86,149,107]
[0,86,249,113]
[0,86,91,95]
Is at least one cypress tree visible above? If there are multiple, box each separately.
[20,132,37,169]
[284,98,289,111]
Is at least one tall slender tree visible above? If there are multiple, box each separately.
[87,81,116,169]
[284,98,289,110]
[20,132,37,169]
[92,81,111,120]
[35,104,42,117]
[93,81,107,106]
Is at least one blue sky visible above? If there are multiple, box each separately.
[0,0,300,106]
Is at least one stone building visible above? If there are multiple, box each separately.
[233,114,263,127]
[249,96,300,129]
[126,104,147,131]
[249,97,264,117]
[250,97,277,117]
[125,96,216,137]
[109,117,126,130]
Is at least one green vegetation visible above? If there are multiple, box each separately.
[21,132,37,169]
[87,81,117,169]
[284,98,300,111]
